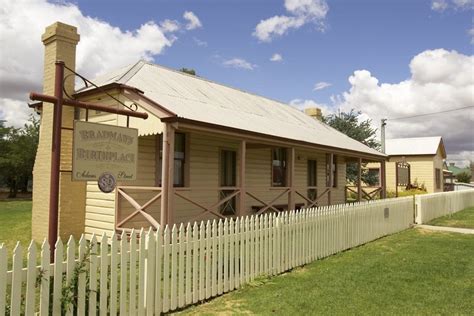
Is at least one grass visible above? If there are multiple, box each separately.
[177,228,474,315]
[427,206,474,229]
[0,200,32,251]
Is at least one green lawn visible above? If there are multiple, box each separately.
[0,200,32,252]
[427,207,474,229]
[177,228,474,315]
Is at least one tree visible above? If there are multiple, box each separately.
[0,116,39,197]
[456,171,471,184]
[179,68,196,76]
[324,109,380,186]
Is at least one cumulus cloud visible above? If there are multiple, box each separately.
[222,58,257,70]
[313,81,331,91]
[183,11,202,30]
[0,0,200,127]
[253,0,328,42]
[270,53,283,62]
[333,49,474,164]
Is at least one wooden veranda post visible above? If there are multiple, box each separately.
[328,153,334,205]
[161,123,175,225]
[288,147,296,211]
[357,158,362,202]
[238,140,246,217]
[381,160,387,198]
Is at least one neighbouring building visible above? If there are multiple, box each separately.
[368,136,446,195]
[32,22,386,240]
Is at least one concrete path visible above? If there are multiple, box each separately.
[417,225,474,235]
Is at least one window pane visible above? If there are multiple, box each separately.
[174,160,184,187]
[272,148,286,186]
[220,150,236,186]
[308,160,317,186]
[175,133,185,153]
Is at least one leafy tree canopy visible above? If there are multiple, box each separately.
[179,68,197,76]
[0,116,39,197]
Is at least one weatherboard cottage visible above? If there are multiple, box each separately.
[31,22,386,241]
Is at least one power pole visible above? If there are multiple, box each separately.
[381,118,387,153]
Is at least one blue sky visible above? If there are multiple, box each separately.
[0,0,473,164]
[75,0,472,107]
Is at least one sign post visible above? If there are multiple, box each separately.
[30,61,148,261]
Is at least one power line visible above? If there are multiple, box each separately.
[386,105,474,121]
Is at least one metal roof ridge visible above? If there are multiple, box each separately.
[115,60,147,84]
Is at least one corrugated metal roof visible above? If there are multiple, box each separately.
[385,137,444,156]
[78,60,385,158]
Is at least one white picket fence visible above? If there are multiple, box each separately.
[0,197,414,315]
[414,189,474,224]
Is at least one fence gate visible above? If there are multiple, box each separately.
[395,161,410,197]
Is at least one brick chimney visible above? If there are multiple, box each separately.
[304,107,323,121]
[32,22,86,242]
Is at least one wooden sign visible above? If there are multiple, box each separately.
[73,121,138,181]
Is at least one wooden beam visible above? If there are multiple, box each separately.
[288,147,295,211]
[328,153,334,205]
[238,140,246,217]
[357,158,362,202]
[381,160,387,199]
[160,123,175,226]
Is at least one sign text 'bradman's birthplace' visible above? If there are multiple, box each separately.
[72,121,138,181]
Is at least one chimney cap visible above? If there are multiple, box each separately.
[42,22,80,45]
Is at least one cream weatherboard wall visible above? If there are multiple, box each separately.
[385,152,444,194]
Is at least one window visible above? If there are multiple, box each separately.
[220,150,237,215]
[174,133,186,187]
[435,168,441,189]
[307,160,317,201]
[326,154,337,188]
[156,132,187,187]
[272,148,287,187]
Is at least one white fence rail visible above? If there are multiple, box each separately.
[0,198,414,315]
[414,189,474,224]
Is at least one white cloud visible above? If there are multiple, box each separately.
[270,53,283,62]
[431,0,449,11]
[0,98,34,128]
[333,49,474,161]
[431,0,473,11]
[469,27,474,43]
[289,98,333,116]
[183,11,202,30]
[313,81,331,91]
[253,0,328,42]
[0,0,200,127]
[160,19,180,33]
[222,58,257,70]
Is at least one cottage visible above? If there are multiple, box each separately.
[31,22,386,240]
[368,136,446,195]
